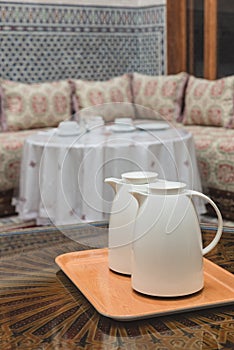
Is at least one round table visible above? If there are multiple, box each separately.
[15,122,205,225]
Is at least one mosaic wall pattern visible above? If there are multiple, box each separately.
[0,2,166,82]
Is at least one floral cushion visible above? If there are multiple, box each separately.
[182,75,234,127]
[71,74,134,122]
[0,79,73,131]
[132,72,189,122]
[182,125,234,193]
[0,129,41,192]
[182,124,234,219]
[227,114,234,129]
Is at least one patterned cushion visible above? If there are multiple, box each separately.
[227,114,234,129]
[0,79,73,131]
[183,75,234,127]
[71,74,134,122]
[0,129,40,192]
[132,72,189,122]
[182,125,234,194]
[178,124,234,219]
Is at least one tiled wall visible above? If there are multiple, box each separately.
[0,1,166,82]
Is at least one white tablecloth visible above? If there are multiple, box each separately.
[15,124,206,225]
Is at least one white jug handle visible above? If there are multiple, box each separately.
[187,190,223,256]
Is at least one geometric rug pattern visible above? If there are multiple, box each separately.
[0,223,233,349]
[1,213,234,234]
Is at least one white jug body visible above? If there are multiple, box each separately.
[105,171,158,275]
[108,182,138,275]
[130,186,223,297]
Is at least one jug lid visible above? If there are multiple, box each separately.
[147,180,186,194]
[121,171,158,184]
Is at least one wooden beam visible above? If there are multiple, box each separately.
[167,0,187,74]
[204,0,217,79]
[187,0,194,74]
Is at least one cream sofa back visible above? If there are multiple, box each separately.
[70,72,189,124]
[0,73,234,220]
[0,79,74,132]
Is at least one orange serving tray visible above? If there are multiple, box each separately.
[55,248,234,321]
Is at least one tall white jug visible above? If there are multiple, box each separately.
[105,171,158,275]
[130,181,223,296]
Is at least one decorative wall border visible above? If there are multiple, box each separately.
[0,3,165,29]
[0,0,166,7]
[0,2,166,82]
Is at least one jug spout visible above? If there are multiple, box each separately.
[104,177,122,193]
[129,190,147,209]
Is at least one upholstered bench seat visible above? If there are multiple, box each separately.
[0,129,49,215]
[1,72,234,220]
[0,129,42,193]
[183,125,234,219]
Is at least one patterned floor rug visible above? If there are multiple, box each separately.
[0,213,234,234]
[0,222,233,349]
[200,213,234,227]
[0,215,37,233]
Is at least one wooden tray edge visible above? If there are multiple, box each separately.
[55,249,234,321]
